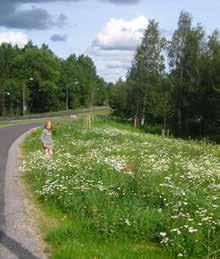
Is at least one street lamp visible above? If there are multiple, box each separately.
[2,92,10,116]
[66,81,78,112]
[23,77,34,116]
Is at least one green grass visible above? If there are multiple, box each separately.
[0,107,110,127]
[0,117,70,127]
[0,118,46,127]
[45,215,168,259]
[22,118,219,259]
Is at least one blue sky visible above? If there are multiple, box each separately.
[0,0,219,82]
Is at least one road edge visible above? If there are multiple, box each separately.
[2,127,47,259]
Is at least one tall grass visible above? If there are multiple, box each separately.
[22,118,220,258]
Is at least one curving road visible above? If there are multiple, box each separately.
[0,122,42,259]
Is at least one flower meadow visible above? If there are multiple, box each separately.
[22,119,220,258]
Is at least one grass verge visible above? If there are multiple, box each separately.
[22,118,219,258]
[0,107,110,127]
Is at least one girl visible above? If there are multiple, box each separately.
[41,120,53,157]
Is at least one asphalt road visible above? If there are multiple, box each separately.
[0,122,42,258]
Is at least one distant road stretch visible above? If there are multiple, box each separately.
[0,106,109,122]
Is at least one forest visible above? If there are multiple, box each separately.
[0,42,108,116]
[109,11,220,142]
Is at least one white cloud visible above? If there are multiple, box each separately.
[93,16,148,51]
[0,32,29,47]
[89,16,148,82]
[105,60,130,69]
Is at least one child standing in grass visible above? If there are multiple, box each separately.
[41,120,53,157]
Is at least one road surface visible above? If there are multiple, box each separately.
[0,122,43,259]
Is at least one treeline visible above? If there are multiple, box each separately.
[0,42,108,116]
[109,11,220,142]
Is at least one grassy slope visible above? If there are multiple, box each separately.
[0,107,110,127]
[22,118,219,259]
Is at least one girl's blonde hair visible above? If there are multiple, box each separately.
[44,120,53,130]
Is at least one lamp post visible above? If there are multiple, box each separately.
[66,81,78,112]
[23,77,34,116]
[2,92,10,116]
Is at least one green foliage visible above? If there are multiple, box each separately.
[0,42,108,116]
[142,123,162,135]
[109,10,220,142]
[126,20,166,125]
[109,79,130,118]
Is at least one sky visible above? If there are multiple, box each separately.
[0,0,219,82]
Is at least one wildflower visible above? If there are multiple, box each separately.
[188,227,198,233]
[22,120,220,259]
[160,237,169,244]
[170,228,181,235]
[125,219,131,226]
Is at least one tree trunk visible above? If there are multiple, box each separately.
[134,105,140,128]
[177,108,181,135]
[141,92,147,126]
[177,67,183,136]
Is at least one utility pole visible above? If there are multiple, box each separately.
[23,83,25,116]
[2,92,10,117]
[23,77,34,116]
